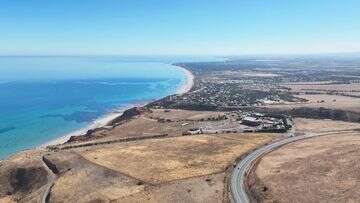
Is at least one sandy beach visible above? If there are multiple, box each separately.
[42,66,195,147]
[177,67,195,95]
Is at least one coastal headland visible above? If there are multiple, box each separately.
[1,57,360,202]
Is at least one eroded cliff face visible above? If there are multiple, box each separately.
[108,106,151,126]
[66,106,151,143]
[0,151,49,202]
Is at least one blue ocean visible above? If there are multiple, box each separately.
[0,56,220,159]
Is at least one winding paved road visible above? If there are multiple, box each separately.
[230,130,355,203]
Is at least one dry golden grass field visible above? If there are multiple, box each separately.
[250,132,360,203]
[267,94,360,113]
[79,133,275,184]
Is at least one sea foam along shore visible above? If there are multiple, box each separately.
[39,102,148,148]
[41,65,195,147]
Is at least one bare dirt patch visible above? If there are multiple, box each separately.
[250,133,360,202]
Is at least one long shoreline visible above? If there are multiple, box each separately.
[177,66,194,95]
[41,65,195,147]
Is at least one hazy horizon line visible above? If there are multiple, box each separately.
[0,51,359,58]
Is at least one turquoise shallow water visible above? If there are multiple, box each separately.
[0,56,220,159]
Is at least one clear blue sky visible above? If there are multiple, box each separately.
[1,0,359,55]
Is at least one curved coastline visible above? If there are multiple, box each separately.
[176,67,194,95]
[41,65,194,147]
